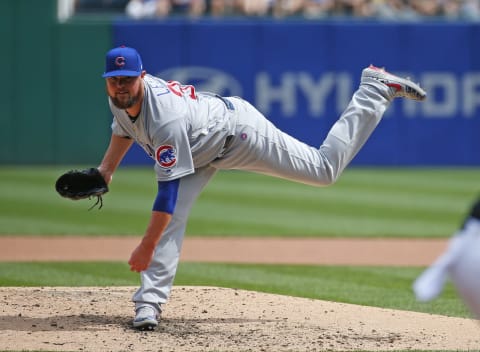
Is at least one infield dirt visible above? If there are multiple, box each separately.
[0,236,479,351]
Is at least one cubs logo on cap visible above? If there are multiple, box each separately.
[102,46,143,78]
[114,56,126,68]
[156,145,177,169]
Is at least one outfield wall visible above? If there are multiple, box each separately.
[1,2,479,166]
[0,0,111,164]
[115,20,480,166]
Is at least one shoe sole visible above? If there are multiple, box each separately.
[133,319,158,331]
[134,322,157,331]
[363,67,427,101]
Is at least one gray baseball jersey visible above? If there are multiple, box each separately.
[110,74,235,181]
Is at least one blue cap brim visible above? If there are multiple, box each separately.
[102,70,142,78]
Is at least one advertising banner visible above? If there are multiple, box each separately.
[113,20,480,166]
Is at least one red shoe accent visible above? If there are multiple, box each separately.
[386,83,402,92]
[369,65,384,71]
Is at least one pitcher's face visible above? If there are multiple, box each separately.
[106,75,143,109]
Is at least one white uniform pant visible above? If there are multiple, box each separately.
[133,78,391,310]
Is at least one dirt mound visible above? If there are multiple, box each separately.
[0,286,479,351]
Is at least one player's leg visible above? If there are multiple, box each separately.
[412,199,480,319]
[449,222,480,319]
[414,199,480,318]
[212,85,387,185]
[213,66,425,186]
[449,199,480,318]
[131,165,218,329]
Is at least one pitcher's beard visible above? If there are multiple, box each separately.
[110,93,140,109]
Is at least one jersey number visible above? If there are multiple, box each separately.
[167,81,197,100]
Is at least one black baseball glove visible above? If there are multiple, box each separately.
[55,168,108,209]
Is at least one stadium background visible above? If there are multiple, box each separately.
[2,0,480,167]
[2,1,480,349]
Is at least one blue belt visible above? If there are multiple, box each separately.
[216,95,235,111]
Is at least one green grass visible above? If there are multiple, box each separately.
[0,166,479,237]
[0,262,470,319]
[0,165,477,335]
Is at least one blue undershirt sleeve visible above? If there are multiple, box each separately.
[152,178,180,214]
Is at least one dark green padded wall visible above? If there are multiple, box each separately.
[0,0,112,164]
[0,1,15,162]
[54,22,112,164]
[0,1,56,163]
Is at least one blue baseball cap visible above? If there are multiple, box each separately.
[102,46,143,78]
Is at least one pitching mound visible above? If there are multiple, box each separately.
[1,286,479,351]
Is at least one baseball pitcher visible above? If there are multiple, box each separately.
[67,46,426,330]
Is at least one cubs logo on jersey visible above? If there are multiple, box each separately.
[155,145,177,169]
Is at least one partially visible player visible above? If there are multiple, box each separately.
[97,46,426,330]
[414,197,480,318]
